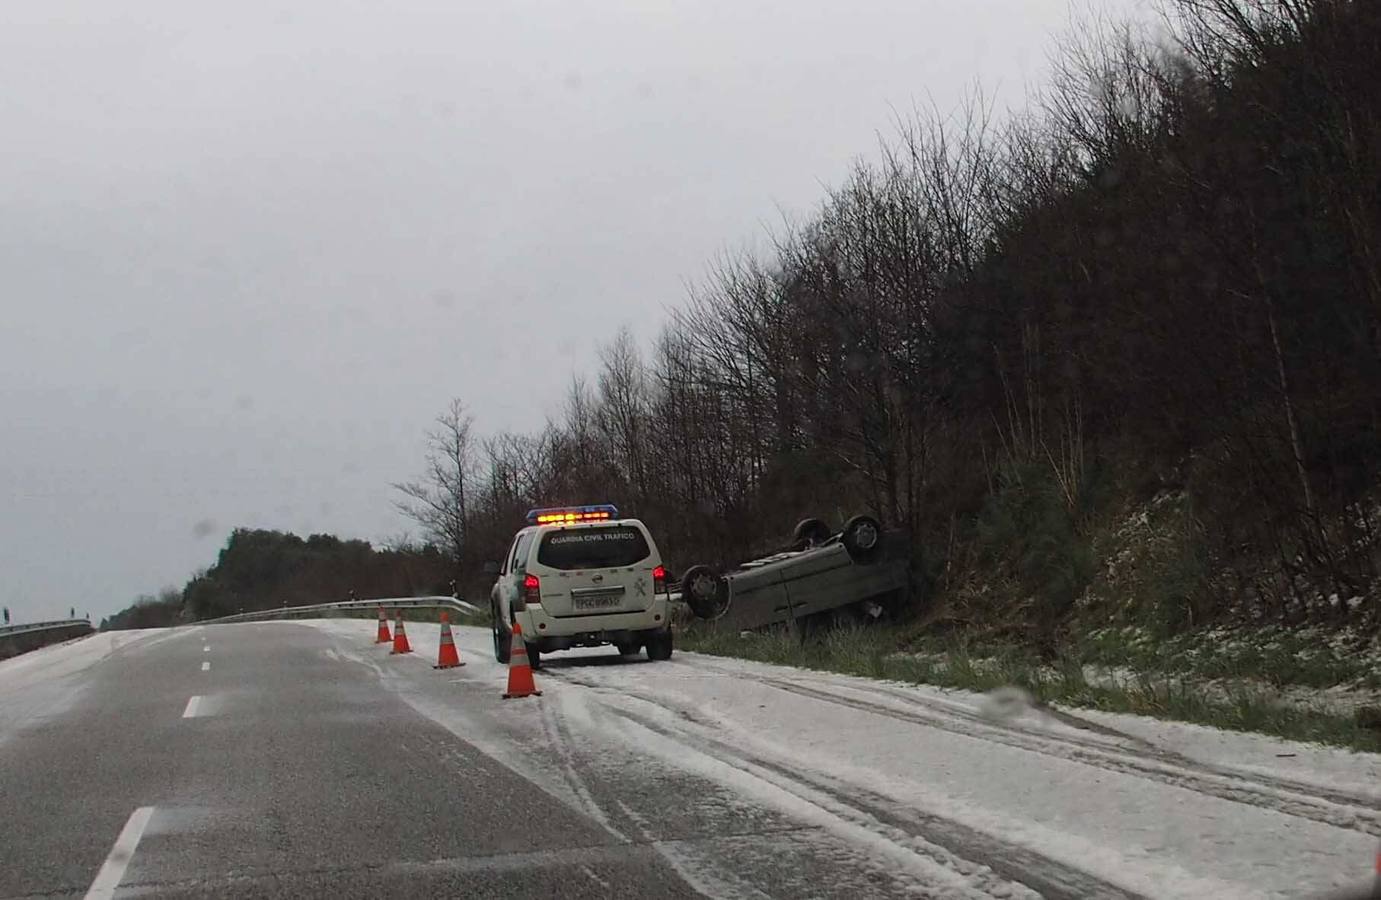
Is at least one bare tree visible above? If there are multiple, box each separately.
[411,0,1381,634]
[393,399,475,566]
[597,328,651,499]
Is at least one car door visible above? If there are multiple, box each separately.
[493,530,532,625]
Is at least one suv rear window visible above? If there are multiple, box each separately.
[536,526,651,570]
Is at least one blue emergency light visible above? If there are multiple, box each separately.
[525,504,620,526]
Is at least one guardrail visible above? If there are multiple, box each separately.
[200,596,484,626]
[0,618,95,661]
[0,618,92,639]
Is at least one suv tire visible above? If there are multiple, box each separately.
[646,629,674,661]
[492,604,511,664]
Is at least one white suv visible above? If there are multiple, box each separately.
[488,505,672,666]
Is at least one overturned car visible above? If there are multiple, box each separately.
[676,515,910,632]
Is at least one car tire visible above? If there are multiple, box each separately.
[492,604,511,664]
[615,642,641,656]
[680,564,727,619]
[646,629,673,661]
[841,514,883,563]
[792,517,832,547]
[527,643,542,670]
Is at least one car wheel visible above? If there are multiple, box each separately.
[680,565,727,619]
[841,514,882,562]
[646,630,673,661]
[615,642,640,656]
[492,604,511,663]
[792,517,832,547]
[527,643,542,670]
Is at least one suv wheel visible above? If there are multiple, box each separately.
[615,642,641,656]
[527,643,542,670]
[646,629,673,661]
[492,604,511,664]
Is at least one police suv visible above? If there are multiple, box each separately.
[487,505,672,666]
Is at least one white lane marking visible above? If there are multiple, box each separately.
[201,661,210,672]
[84,806,155,900]
[182,696,202,718]
[202,645,210,652]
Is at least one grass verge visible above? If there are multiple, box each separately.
[677,624,1381,753]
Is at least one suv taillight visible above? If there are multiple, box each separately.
[653,565,666,594]
[523,573,541,604]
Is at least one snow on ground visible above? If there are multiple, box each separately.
[299,618,1380,899]
[0,627,179,745]
[1069,705,1381,804]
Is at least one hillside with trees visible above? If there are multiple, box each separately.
[102,0,1381,661]
[100,530,454,630]
[398,0,1381,652]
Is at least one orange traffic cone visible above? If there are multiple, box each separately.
[502,622,541,699]
[391,611,412,654]
[434,611,464,669]
[376,607,391,644]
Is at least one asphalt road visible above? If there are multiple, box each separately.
[0,624,934,898]
[3,621,1378,899]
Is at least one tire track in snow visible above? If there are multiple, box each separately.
[651,656,1381,828]
[672,655,1381,823]
[537,692,628,841]
[594,698,1138,900]
[609,799,777,900]
[543,669,1143,899]
[892,680,1381,818]
[746,675,1381,837]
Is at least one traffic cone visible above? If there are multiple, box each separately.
[502,622,541,699]
[434,611,464,669]
[391,611,412,654]
[376,607,391,644]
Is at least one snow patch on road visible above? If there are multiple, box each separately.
[305,618,616,836]
[0,627,179,745]
[288,618,1381,899]
[1066,705,1381,802]
[604,707,1040,899]
[547,651,1380,898]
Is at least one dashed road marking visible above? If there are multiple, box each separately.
[182,696,202,718]
[84,806,155,900]
[201,661,210,672]
[202,645,210,653]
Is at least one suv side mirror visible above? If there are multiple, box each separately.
[482,561,500,576]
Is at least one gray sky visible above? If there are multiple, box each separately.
[1,0,1146,623]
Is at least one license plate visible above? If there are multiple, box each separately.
[573,595,622,610]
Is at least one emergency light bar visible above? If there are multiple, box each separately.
[525,504,619,526]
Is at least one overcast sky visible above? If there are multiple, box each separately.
[1,0,1147,623]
